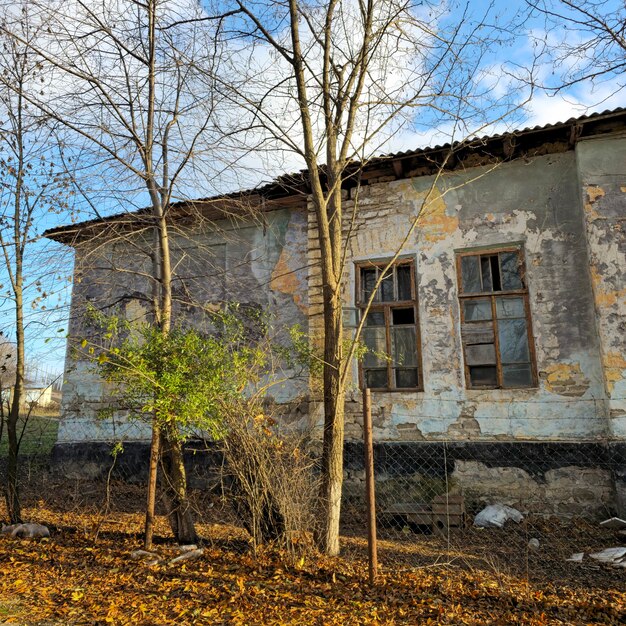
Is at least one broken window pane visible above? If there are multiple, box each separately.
[464,299,492,321]
[397,265,412,300]
[392,307,415,325]
[392,327,417,366]
[361,268,377,302]
[502,364,533,387]
[461,256,481,293]
[498,318,530,363]
[395,368,418,388]
[363,327,387,367]
[358,259,421,390]
[500,251,523,290]
[490,255,502,291]
[496,296,525,319]
[458,247,534,390]
[469,365,497,386]
[365,369,388,388]
[481,256,493,292]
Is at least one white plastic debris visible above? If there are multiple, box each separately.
[169,548,204,565]
[473,504,524,528]
[599,517,626,530]
[176,544,198,553]
[528,538,540,550]
[566,553,584,562]
[130,549,160,561]
[589,547,626,563]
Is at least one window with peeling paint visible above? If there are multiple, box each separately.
[457,248,536,389]
[356,260,422,391]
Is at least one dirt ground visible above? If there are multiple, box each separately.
[0,480,623,625]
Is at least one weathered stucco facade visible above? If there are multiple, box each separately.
[56,201,310,444]
[49,109,626,516]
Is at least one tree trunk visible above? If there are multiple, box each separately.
[143,415,160,550]
[5,400,21,524]
[316,284,345,556]
[159,425,197,545]
[5,286,24,524]
[4,77,26,525]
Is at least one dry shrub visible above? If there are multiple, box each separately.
[219,400,318,552]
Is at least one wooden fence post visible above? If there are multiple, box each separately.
[363,387,378,584]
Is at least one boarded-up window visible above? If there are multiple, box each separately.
[357,260,422,390]
[457,248,536,389]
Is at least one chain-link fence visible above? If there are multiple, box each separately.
[3,406,625,592]
[341,438,625,587]
[0,407,61,486]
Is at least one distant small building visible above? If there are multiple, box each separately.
[24,382,54,407]
[1,382,55,409]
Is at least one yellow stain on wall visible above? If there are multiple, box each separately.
[410,184,458,243]
[589,265,625,308]
[584,185,605,220]
[604,352,626,394]
[270,248,307,313]
[544,362,589,396]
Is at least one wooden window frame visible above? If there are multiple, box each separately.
[456,246,538,390]
[356,259,423,392]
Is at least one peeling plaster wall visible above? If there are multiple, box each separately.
[576,134,626,438]
[308,151,610,443]
[58,207,309,443]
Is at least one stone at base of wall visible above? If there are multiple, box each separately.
[50,440,224,490]
[341,441,626,519]
[51,440,626,518]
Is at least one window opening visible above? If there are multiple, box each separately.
[357,261,421,390]
[457,248,536,389]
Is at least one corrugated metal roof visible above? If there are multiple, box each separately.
[45,107,626,242]
[172,106,626,196]
[368,107,626,160]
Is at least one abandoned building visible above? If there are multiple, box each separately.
[46,108,626,518]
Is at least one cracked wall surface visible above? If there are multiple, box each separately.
[59,131,624,451]
[577,134,626,437]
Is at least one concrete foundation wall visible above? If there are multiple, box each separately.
[341,441,625,518]
[51,439,625,518]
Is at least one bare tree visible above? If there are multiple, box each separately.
[1,0,244,546]
[216,0,533,554]
[0,7,72,522]
[527,0,625,98]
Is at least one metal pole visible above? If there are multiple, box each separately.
[363,387,378,585]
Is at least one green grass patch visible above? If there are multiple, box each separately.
[0,411,60,457]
